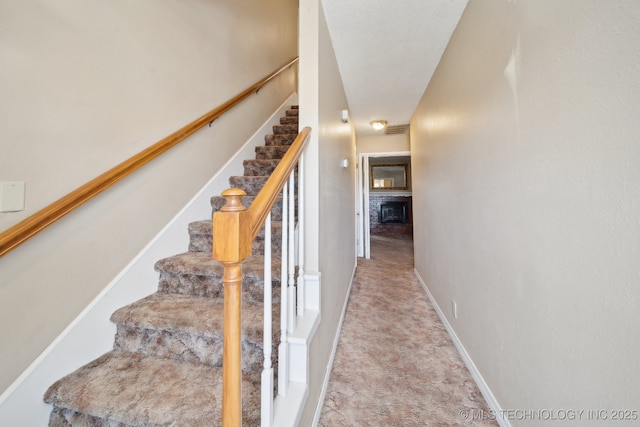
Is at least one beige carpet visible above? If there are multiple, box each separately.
[319,235,498,426]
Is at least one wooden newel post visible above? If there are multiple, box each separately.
[213,188,253,427]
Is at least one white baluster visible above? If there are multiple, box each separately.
[261,214,273,427]
[278,182,289,396]
[296,155,305,316]
[287,172,296,332]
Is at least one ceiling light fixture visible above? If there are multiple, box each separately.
[370,120,387,131]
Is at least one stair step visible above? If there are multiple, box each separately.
[272,124,298,135]
[111,292,278,372]
[189,220,283,255]
[279,116,298,125]
[243,158,281,176]
[255,145,290,160]
[155,252,281,303]
[187,220,212,253]
[265,133,297,146]
[44,351,260,426]
[228,175,269,196]
[286,108,298,117]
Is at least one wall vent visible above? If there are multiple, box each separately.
[384,123,409,135]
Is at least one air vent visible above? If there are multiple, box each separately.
[384,123,409,135]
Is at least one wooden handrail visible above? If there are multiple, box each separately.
[212,127,311,426]
[0,57,299,258]
[248,127,311,239]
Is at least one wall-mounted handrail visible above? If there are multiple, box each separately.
[213,127,311,426]
[0,57,299,258]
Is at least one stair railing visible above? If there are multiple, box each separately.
[213,127,311,426]
[0,57,298,258]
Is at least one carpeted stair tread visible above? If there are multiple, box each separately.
[279,116,298,125]
[111,293,277,370]
[188,220,212,236]
[188,220,214,253]
[189,220,283,254]
[243,159,281,176]
[188,220,211,236]
[285,108,298,117]
[228,176,269,196]
[265,134,296,146]
[255,145,290,160]
[273,124,297,135]
[155,251,277,278]
[188,219,283,239]
[155,252,282,302]
[111,292,265,339]
[44,351,260,426]
[155,251,224,277]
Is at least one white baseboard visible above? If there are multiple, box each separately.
[0,94,298,427]
[311,262,357,427]
[414,269,512,427]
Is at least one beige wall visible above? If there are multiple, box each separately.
[357,133,410,154]
[0,0,297,393]
[299,0,357,423]
[411,0,640,423]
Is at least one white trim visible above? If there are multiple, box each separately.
[361,154,371,259]
[287,272,321,385]
[272,381,308,427]
[355,155,364,258]
[288,310,320,384]
[311,262,357,427]
[303,272,321,312]
[0,94,298,426]
[271,272,322,427]
[414,269,512,427]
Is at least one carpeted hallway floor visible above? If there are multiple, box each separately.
[318,235,498,426]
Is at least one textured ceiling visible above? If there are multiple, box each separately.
[321,0,468,137]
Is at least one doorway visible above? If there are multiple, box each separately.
[356,151,412,259]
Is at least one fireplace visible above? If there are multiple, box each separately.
[379,201,408,224]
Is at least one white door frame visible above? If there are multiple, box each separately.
[355,154,365,258]
[357,151,411,259]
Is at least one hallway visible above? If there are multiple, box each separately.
[318,235,498,426]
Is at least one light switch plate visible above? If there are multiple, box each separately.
[0,181,26,212]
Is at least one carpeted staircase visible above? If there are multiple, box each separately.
[44,106,299,426]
